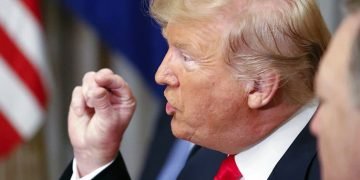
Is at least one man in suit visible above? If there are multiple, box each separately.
[311,1,360,179]
[61,0,330,179]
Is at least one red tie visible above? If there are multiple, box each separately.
[214,155,242,180]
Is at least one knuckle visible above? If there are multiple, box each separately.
[83,71,96,82]
[98,68,113,74]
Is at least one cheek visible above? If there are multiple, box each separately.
[182,82,246,127]
[320,101,344,124]
[318,107,338,136]
[316,103,348,153]
[182,91,216,125]
[174,69,246,131]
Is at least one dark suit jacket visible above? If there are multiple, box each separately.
[268,123,320,180]
[178,123,319,180]
[59,147,225,180]
[60,123,319,180]
[60,153,131,180]
[139,106,227,180]
[177,146,227,179]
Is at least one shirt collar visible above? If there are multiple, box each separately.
[234,100,319,180]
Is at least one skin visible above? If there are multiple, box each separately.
[156,21,299,154]
[158,21,252,152]
[68,69,136,176]
[69,3,303,176]
[311,12,360,180]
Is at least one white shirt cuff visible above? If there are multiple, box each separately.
[70,158,114,180]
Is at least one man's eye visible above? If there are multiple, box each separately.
[182,54,193,62]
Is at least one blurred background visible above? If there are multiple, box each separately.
[0,0,344,179]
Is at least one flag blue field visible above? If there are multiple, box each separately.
[62,0,167,97]
[62,0,168,178]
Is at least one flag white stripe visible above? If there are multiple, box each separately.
[0,56,44,139]
[0,0,51,89]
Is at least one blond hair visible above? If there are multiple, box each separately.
[151,0,331,105]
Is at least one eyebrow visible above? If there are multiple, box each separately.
[173,42,192,51]
[161,27,194,49]
[161,29,168,40]
[161,30,190,50]
[161,28,215,60]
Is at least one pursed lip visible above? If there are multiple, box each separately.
[164,90,177,115]
[165,102,176,115]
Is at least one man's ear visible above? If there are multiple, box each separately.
[247,71,280,109]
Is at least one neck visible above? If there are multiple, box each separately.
[226,101,303,154]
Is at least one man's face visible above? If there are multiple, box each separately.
[155,21,256,153]
[311,13,360,179]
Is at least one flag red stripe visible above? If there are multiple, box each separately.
[0,111,22,159]
[0,26,47,108]
[21,0,42,23]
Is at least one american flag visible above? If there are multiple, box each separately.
[0,0,50,158]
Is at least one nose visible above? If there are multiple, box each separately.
[155,50,179,87]
[310,109,321,137]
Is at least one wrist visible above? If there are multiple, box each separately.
[74,148,118,177]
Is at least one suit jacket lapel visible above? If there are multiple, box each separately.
[178,147,227,180]
[268,122,320,180]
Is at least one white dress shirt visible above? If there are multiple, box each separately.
[235,100,318,180]
[71,159,113,180]
[71,140,194,180]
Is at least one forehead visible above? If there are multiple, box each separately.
[317,14,360,93]
[163,21,224,45]
[162,21,228,59]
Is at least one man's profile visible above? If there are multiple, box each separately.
[60,0,331,179]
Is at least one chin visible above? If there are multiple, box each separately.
[170,117,194,142]
[170,124,190,141]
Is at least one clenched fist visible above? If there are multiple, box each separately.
[68,68,136,176]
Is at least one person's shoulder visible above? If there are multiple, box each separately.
[268,124,319,180]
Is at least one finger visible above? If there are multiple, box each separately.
[86,86,113,120]
[82,71,97,91]
[97,68,114,77]
[95,71,134,103]
[95,68,118,89]
[82,71,97,107]
[70,86,86,117]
